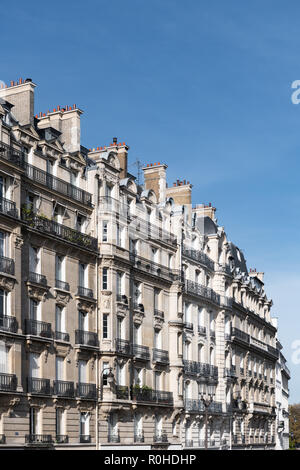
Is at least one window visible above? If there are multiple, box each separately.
[78,310,88,331]
[29,245,40,274]
[79,263,86,288]
[168,254,173,269]
[55,255,64,282]
[0,340,9,373]
[116,271,123,297]
[29,353,40,378]
[154,329,162,349]
[102,362,109,386]
[56,356,64,381]
[80,412,90,437]
[29,299,40,321]
[154,288,160,310]
[102,268,108,290]
[76,214,86,233]
[30,408,39,435]
[0,175,10,199]
[0,289,9,319]
[78,360,87,383]
[55,305,65,334]
[117,317,123,339]
[103,314,108,339]
[133,324,141,345]
[102,221,108,242]
[56,408,64,436]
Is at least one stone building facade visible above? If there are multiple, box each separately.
[0,79,289,449]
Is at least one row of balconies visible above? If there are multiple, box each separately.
[184,399,222,413]
[183,360,218,378]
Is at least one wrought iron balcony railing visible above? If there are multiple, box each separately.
[55,435,69,444]
[130,215,177,245]
[77,286,94,298]
[25,434,53,444]
[0,315,18,333]
[53,380,75,397]
[184,322,194,331]
[153,432,168,443]
[132,344,150,360]
[55,331,70,342]
[130,253,181,282]
[115,338,131,355]
[153,348,169,364]
[76,382,97,399]
[22,212,97,251]
[26,319,52,338]
[24,162,93,207]
[28,271,47,286]
[0,197,18,218]
[185,399,222,413]
[134,430,144,443]
[27,377,51,395]
[75,330,98,347]
[0,255,15,275]
[182,246,215,270]
[185,280,220,304]
[131,388,173,405]
[0,141,25,167]
[55,279,70,291]
[231,327,250,343]
[198,325,206,335]
[116,294,128,304]
[0,373,17,391]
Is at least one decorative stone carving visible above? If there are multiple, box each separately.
[27,284,49,302]
[54,288,72,306]
[0,274,16,292]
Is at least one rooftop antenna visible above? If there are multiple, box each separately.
[129,158,143,186]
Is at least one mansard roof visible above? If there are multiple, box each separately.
[196,215,218,235]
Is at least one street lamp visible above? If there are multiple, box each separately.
[199,379,216,450]
[100,367,115,401]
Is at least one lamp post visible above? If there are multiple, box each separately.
[199,380,216,450]
[100,367,115,401]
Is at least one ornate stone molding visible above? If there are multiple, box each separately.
[0,274,16,292]
[54,288,72,306]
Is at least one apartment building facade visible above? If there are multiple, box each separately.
[0,79,289,449]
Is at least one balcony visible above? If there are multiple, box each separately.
[80,435,91,443]
[0,435,5,444]
[77,286,94,299]
[75,330,98,347]
[25,319,52,338]
[55,331,70,342]
[55,435,69,444]
[116,294,128,305]
[130,215,177,246]
[267,345,279,359]
[130,253,180,282]
[198,325,206,336]
[0,315,18,333]
[22,212,97,252]
[0,255,15,275]
[0,373,17,392]
[224,367,237,379]
[0,141,25,167]
[153,432,168,443]
[182,247,214,271]
[220,296,233,308]
[55,279,70,291]
[231,327,250,344]
[115,338,131,355]
[132,388,173,405]
[184,322,194,331]
[24,162,93,207]
[153,348,169,364]
[183,360,199,375]
[134,430,144,443]
[154,309,164,320]
[76,382,97,400]
[210,329,216,339]
[185,280,220,304]
[25,434,53,445]
[132,344,150,360]
[53,380,75,397]
[27,377,51,395]
[185,439,193,447]
[116,385,129,399]
[0,197,18,219]
[184,399,222,413]
[28,271,47,286]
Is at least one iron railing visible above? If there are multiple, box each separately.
[153,432,168,443]
[0,373,17,391]
[134,430,144,443]
[55,435,69,444]
[75,330,98,347]
[53,380,75,397]
[25,434,53,444]
[28,271,47,286]
[27,377,51,395]
[0,197,18,218]
[77,286,94,298]
[55,279,70,291]
[22,212,97,251]
[185,399,222,413]
[0,315,18,333]
[0,255,15,275]
[231,327,250,343]
[55,331,70,342]
[76,382,97,399]
[153,348,169,364]
[0,142,25,167]
[132,344,150,360]
[198,325,206,335]
[131,388,173,405]
[116,385,129,399]
[184,322,194,331]
[24,162,93,207]
[182,247,214,270]
[185,280,220,304]
[80,435,91,443]
[130,253,181,282]
[115,338,131,355]
[26,319,52,338]
[130,215,177,245]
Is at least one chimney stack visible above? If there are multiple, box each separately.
[142,162,168,202]
[0,79,36,125]
[166,179,193,205]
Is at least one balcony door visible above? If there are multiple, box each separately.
[79,263,86,288]
[29,299,41,322]
[56,408,64,437]
[78,360,87,384]
[0,289,8,323]
[29,245,40,274]
[0,340,8,373]
[29,353,40,379]
[29,408,40,435]
[80,412,89,437]
[78,310,88,332]
[56,356,64,381]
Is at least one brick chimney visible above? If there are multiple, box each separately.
[166,179,193,205]
[142,162,168,203]
[116,141,128,179]
[37,105,82,153]
[0,78,36,126]
[249,269,264,283]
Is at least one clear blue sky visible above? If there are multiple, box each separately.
[2,0,300,401]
